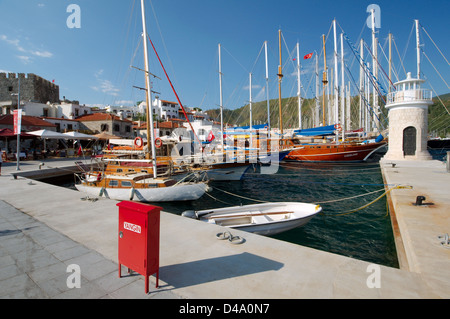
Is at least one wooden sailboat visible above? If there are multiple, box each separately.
[75,0,209,202]
[285,21,386,163]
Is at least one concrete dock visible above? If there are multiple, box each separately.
[0,157,449,299]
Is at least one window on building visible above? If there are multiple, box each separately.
[113,124,120,132]
[125,126,131,133]
[68,124,73,130]
[101,124,109,132]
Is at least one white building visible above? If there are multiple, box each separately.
[105,105,140,120]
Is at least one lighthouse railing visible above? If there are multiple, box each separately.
[387,89,433,104]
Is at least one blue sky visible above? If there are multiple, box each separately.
[0,0,449,113]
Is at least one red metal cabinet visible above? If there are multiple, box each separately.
[117,201,161,294]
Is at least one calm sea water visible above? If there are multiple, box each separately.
[47,156,400,268]
[160,160,399,268]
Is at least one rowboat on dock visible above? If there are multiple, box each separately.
[182,202,322,236]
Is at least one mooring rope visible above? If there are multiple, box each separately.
[321,185,412,217]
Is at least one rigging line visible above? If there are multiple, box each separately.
[146,34,203,149]
[422,74,450,116]
[400,22,415,67]
[392,38,407,78]
[342,53,386,131]
[378,40,400,83]
[148,0,179,89]
[222,45,249,74]
[363,40,394,95]
[212,186,268,203]
[249,42,266,74]
[422,50,450,90]
[420,24,450,67]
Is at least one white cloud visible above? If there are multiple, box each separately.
[17,56,32,64]
[0,34,53,63]
[115,100,135,106]
[92,70,121,97]
[32,50,53,58]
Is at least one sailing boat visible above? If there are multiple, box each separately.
[75,0,209,202]
[284,21,386,163]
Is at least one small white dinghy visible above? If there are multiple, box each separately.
[182,202,322,236]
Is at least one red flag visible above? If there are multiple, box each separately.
[77,145,82,156]
[303,52,313,60]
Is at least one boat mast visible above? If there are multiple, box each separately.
[415,19,421,79]
[359,39,364,130]
[333,19,339,141]
[315,52,320,127]
[140,0,157,178]
[277,29,283,136]
[249,72,253,149]
[371,8,379,132]
[389,33,393,93]
[340,32,345,138]
[296,42,302,130]
[322,34,328,126]
[264,41,271,138]
[218,43,224,152]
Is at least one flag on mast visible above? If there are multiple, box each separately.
[303,52,313,60]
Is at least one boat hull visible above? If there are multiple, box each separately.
[189,202,321,236]
[203,162,252,181]
[75,182,208,202]
[284,142,386,162]
[230,214,316,236]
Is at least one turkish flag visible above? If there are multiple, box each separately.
[304,52,313,60]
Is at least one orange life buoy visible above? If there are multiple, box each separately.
[334,123,342,131]
[134,137,143,148]
[155,137,162,148]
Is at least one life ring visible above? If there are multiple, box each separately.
[134,137,143,148]
[155,138,162,148]
[334,123,342,131]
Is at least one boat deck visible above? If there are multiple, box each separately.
[0,157,449,298]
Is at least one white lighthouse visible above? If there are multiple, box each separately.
[383,72,433,161]
[383,19,433,161]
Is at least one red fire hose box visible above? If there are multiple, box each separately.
[117,201,161,294]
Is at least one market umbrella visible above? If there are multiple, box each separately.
[0,128,35,153]
[94,132,121,140]
[27,129,68,139]
[63,131,99,140]
[27,129,68,153]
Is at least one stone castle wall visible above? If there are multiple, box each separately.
[0,73,60,104]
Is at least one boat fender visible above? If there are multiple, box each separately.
[129,188,135,200]
[375,134,384,143]
[181,210,197,219]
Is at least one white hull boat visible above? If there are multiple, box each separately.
[182,202,322,236]
[75,180,209,202]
